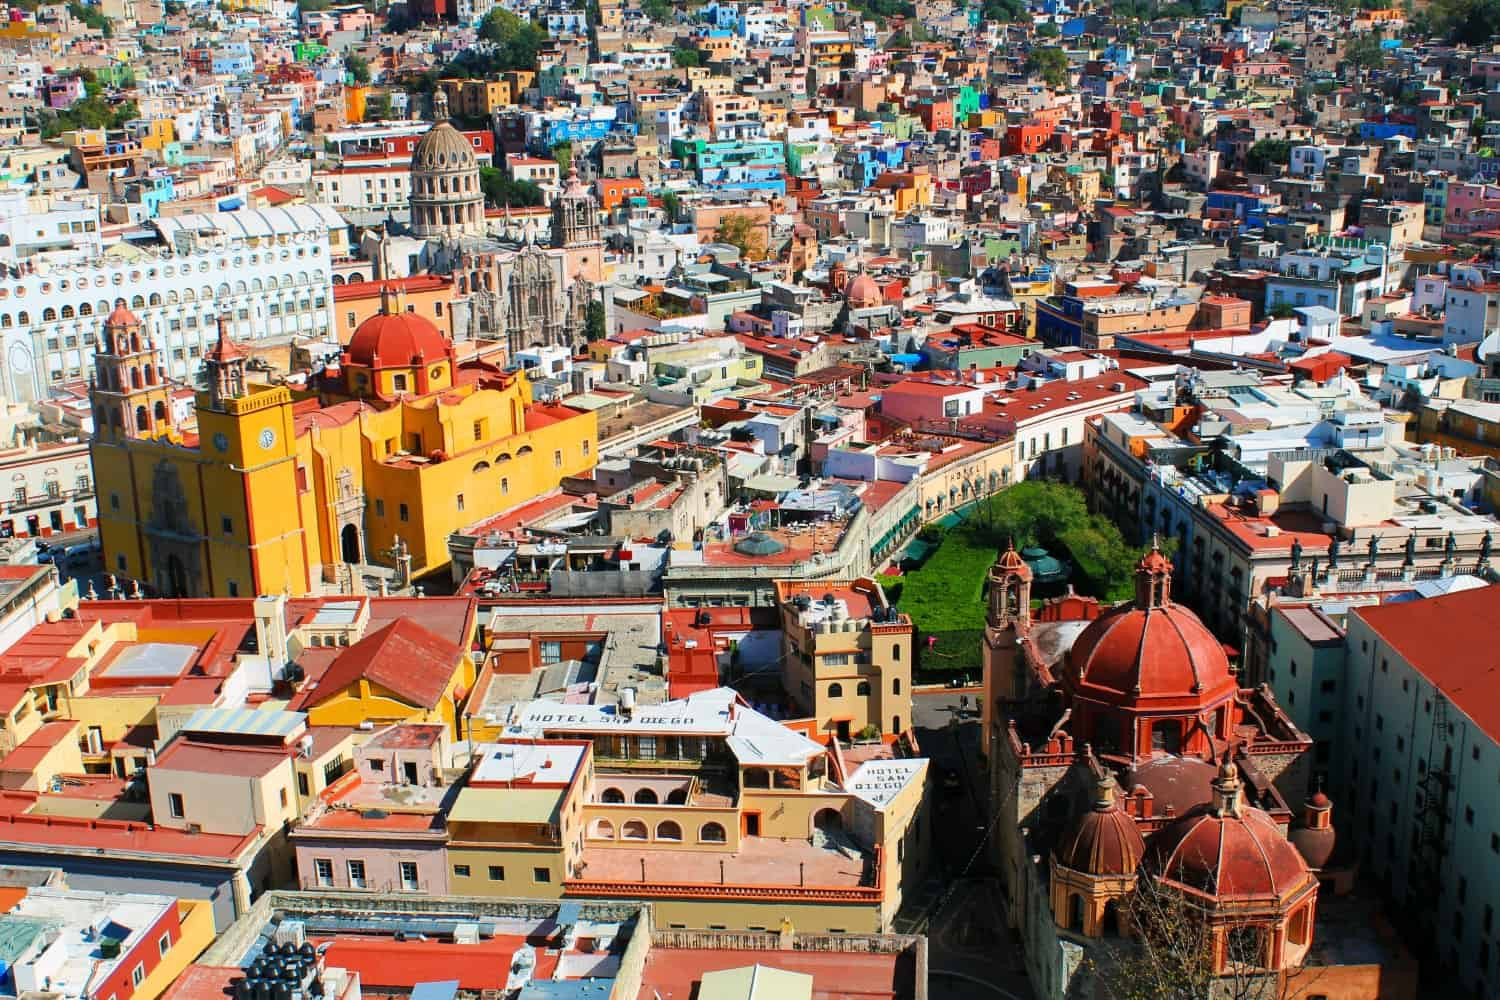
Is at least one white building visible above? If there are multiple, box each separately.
[0,439,95,538]
[1181,149,1221,190]
[0,191,103,265]
[0,206,342,402]
[1442,268,1500,346]
[1290,144,1327,179]
[311,164,411,215]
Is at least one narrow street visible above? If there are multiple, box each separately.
[903,687,1034,1000]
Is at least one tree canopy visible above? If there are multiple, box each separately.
[714,213,766,260]
[363,92,393,121]
[585,300,606,342]
[479,166,545,208]
[1428,0,1500,43]
[848,0,914,23]
[981,0,1029,22]
[1026,46,1070,88]
[344,53,371,85]
[671,46,701,68]
[68,2,112,34]
[641,0,673,22]
[1245,138,1292,173]
[37,94,138,139]
[962,480,1145,601]
[1343,33,1386,71]
[660,190,681,221]
[470,8,545,72]
[889,480,1153,674]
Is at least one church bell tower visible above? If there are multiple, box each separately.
[203,315,248,411]
[89,303,174,442]
[982,541,1033,753]
[551,167,603,286]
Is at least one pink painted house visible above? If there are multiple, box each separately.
[290,723,451,894]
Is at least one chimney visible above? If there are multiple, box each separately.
[255,593,290,669]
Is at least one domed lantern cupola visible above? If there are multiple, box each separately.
[988,539,1033,630]
[1135,537,1172,610]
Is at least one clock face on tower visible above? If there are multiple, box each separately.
[259,428,276,451]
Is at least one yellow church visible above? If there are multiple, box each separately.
[89,291,597,598]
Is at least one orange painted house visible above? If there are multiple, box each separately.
[596,177,645,213]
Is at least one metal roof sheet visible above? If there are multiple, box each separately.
[181,707,307,740]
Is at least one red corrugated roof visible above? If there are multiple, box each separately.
[1354,586,1500,743]
[298,618,463,710]
[319,936,558,990]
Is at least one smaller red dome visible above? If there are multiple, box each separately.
[1291,791,1336,869]
[995,542,1030,576]
[1055,776,1146,877]
[1144,770,1314,901]
[1124,755,1219,817]
[106,303,139,328]
[845,272,881,309]
[1289,819,1336,870]
[346,310,450,369]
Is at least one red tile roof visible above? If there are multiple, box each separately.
[298,618,464,711]
[1353,585,1500,743]
[318,935,559,991]
[0,804,258,860]
[161,966,239,1000]
[152,739,290,778]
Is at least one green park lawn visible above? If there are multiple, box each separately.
[889,480,1147,676]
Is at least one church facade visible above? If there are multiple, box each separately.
[90,293,597,599]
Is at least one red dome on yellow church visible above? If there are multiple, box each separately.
[346,309,450,369]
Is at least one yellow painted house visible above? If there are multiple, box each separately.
[295,616,476,737]
[91,290,598,598]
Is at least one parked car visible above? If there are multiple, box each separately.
[64,542,97,567]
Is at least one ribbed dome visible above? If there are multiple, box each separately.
[1067,602,1237,708]
[845,271,881,309]
[994,541,1031,577]
[1123,755,1219,817]
[106,303,139,327]
[1143,765,1313,901]
[1055,775,1146,877]
[411,122,477,173]
[346,311,449,369]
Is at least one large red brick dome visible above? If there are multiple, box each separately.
[347,310,449,369]
[1066,546,1237,712]
[1067,602,1237,708]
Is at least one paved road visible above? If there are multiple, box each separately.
[903,689,1035,1000]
